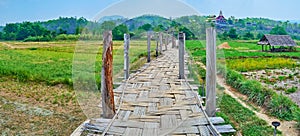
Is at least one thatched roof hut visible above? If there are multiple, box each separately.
[257,34,297,52]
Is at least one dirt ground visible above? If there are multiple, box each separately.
[0,77,86,135]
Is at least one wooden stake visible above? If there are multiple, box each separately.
[205,28,216,117]
[160,33,163,53]
[172,31,176,48]
[101,31,116,118]
[147,32,151,63]
[165,34,168,50]
[178,32,185,79]
[156,32,159,57]
[124,33,130,79]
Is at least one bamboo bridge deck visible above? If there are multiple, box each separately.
[72,43,235,136]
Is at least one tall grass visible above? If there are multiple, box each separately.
[217,65,300,121]
[218,94,275,136]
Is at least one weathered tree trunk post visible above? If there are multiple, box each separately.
[172,31,176,48]
[156,32,159,57]
[165,33,168,51]
[159,32,163,53]
[124,33,130,79]
[147,32,151,63]
[101,31,116,119]
[205,28,217,117]
[178,32,185,79]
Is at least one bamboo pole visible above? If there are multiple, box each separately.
[101,31,116,118]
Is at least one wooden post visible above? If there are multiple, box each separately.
[159,32,163,53]
[262,45,264,52]
[165,34,168,50]
[101,31,116,118]
[156,32,159,57]
[205,28,216,117]
[172,31,175,48]
[178,32,185,79]
[147,32,151,63]
[124,33,130,79]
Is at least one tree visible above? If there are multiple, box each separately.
[101,21,116,31]
[228,28,238,39]
[138,24,152,31]
[112,24,129,40]
[256,33,264,39]
[179,26,195,40]
[243,32,254,40]
[153,24,164,32]
[75,26,84,35]
[3,23,19,33]
[228,16,235,25]
[219,31,229,40]
[270,25,288,35]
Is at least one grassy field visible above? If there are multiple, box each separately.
[186,40,300,60]
[217,94,276,136]
[1,39,299,135]
[0,40,153,135]
[186,39,300,135]
[0,41,154,86]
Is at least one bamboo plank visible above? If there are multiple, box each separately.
[123,128,142,136]
[161,115,178,129]
[198,126,210,136]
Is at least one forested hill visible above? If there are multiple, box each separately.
[40,17,89,34]
[0,15,300,41]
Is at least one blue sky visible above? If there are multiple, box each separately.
[0,0,299,25]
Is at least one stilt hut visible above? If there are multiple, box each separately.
[257,34,297,52]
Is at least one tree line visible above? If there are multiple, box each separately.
[0,15,297,41]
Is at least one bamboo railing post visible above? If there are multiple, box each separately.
[165,33,168,51]
[205,28,217,117]
[156,32,159,57]
[159,32,163,53]
[101,31,116,118]
[178,32,185,79]
[124,33,130,79]
[172,31,175,48]
[147,32,151,63]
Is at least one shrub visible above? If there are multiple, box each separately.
[55,34,79,41]
[24,36,52,42]
[285,87,297,94]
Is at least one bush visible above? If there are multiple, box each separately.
[285,87,297,94]
[24,36,52,42]
[55,34,79,41]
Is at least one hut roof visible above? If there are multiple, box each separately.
[257,34,297,46]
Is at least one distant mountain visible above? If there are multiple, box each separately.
[123,15,172,31]
[98,15,127,24]
[289,20,300,24]
[39,17,89,34]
